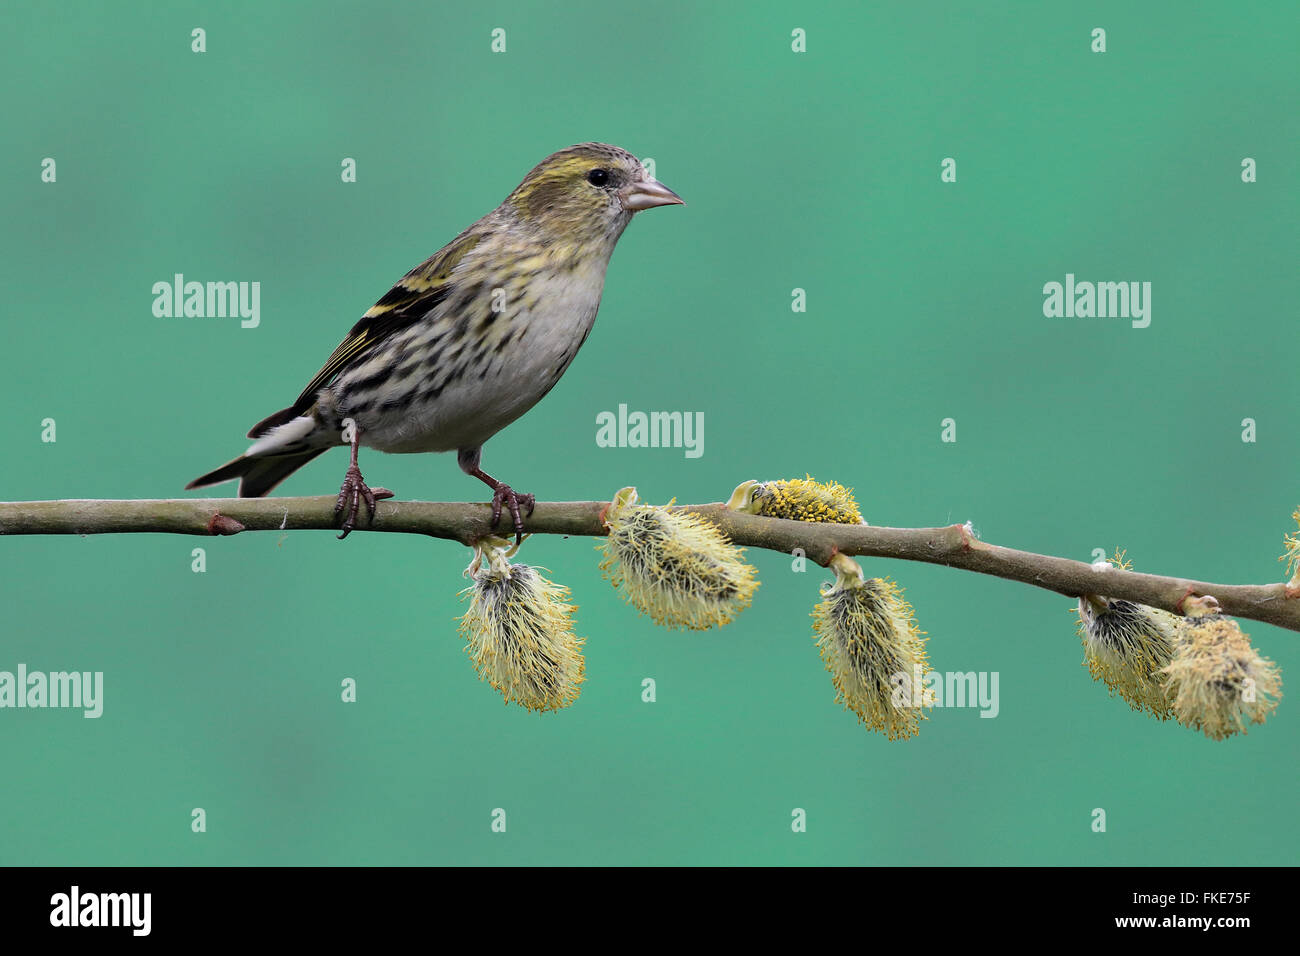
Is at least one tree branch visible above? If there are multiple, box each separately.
[2,496,1296,633]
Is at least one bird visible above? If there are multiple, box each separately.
[186,143,684,541]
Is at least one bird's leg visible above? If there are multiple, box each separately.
[334,425,394,539]
[469,470,536,544]
[456,447,534,545]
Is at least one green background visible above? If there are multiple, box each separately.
[2,1,1296,865]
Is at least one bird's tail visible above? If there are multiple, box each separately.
[186,409,331,498]
[185,448,327,498]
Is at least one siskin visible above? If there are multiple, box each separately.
[458,536,585,712]
[599,487,758,630]
[812,553,930,740]
[187,144,684,540]
[1162,596,1282,740]
[726,476,864,525]
[1075,594,1181,719]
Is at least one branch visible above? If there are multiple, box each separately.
[2,496,1296,633]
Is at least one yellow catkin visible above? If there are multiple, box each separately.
[812,554,930,740]
[726,476,864,525]
[459,541,585,712]
[599,487,758,630]
[1075,595,1181,719]
[1279,508,1300,589]
[1162,610,1282,741]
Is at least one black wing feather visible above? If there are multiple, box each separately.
[247,230,482,438]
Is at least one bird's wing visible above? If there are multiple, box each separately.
[274,230,484,429]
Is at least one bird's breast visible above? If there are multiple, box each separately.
[345,259,609,455]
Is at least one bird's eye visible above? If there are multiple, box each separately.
[587,168,610,187]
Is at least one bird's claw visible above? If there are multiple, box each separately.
[334,465,393,539]
[490,483,535,545]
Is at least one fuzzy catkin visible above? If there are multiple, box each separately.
[1162,614,1281,740]
[599,488,757,630]
[727,476,864,525]
[460,561,585,712]
[1076,596,1181,719]
[813,563,929,740]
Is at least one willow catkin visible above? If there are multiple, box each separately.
[1076,594,1181,719]
[726,476,864,525]
[459,538,585,712]
[599,487,757,630]
[1162,597,1281,740]
[812,553,930,740]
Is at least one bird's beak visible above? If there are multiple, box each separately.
[620,178,685,211]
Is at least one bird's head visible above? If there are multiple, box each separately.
[505,143,683,246]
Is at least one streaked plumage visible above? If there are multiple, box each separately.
[187,143,683,537]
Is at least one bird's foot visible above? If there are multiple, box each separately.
[334,465,394,539]
[489,483,536,545]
